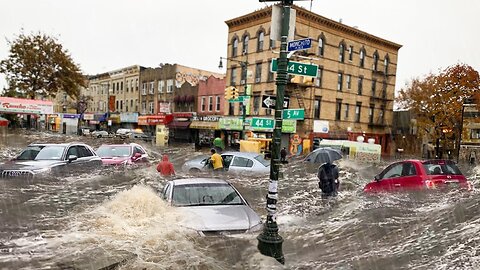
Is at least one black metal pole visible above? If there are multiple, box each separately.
[257,2,290,265]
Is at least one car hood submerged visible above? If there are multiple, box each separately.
[177,205,262,232]
[0,159,65,171]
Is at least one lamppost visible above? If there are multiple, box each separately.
[218,56,248,140]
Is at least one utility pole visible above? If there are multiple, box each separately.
[257,0,294,265]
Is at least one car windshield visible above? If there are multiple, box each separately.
[423,160,463,175]
[172,183,244,207]
[97,146,131,157]
[254,155,270,167]
[16,146,45,160]
[34,146,66,160]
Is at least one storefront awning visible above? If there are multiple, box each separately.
[167,120,191,129]
[190,120,218,130]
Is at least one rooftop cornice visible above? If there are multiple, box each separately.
[225,5,402,50]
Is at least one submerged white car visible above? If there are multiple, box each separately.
[161,178,263,235]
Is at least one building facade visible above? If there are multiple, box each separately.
[225,5,401,155]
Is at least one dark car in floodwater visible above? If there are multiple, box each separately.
[0,143,102,178]
[364,159,473,193]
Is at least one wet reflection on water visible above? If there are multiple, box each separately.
[1,130,480,269]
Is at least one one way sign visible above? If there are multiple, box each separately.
[261,95,290,109]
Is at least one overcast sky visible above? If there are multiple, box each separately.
[0,0,479,93]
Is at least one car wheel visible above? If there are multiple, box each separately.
[189,168,201,173]
[97,135,102,138]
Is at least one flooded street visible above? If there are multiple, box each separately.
[1,131,480,269]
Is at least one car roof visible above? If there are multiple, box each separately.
[28,142,90,147]
[172,178,230,186]
[221,151,261,158]
[99,143,139,147]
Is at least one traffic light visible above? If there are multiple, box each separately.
[232,87,239,99]
[225,86,234,100]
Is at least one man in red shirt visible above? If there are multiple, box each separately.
[156,154,175,177]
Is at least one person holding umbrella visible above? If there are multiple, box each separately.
[307,148,342,197]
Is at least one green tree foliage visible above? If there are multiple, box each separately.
[396,63,480,144]
[0,32,86,99]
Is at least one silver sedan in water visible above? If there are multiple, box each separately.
[181,151,271,174]
[161,178,263,235]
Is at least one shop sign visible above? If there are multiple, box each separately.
[120,112,138,123]
[62,114,80,119]
[314,120,330,133]
[138,114,173,125]
[192,115,221,122]
[0,97,53,114]
[219,117,244,131]
[83,114,94,120]
[159,102,171,113]
[172,112,195,118]
[281,119,297,133]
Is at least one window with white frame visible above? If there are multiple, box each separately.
[149,81,155,94]
[158,80,165,93]
[216,96,221,111]
[208,96,213,111]
[149,101,154,114]
[142,102,146,114]
[201,97,206,112]
[167,79,173,93]
[142,83,147,95]
[346,74,351,89]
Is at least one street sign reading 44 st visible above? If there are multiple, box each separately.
[261,95,290,109]
[251,117,275,129]
[271,58,318,77]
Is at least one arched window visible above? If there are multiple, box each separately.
[243,35,249,54]
[384,55,390,74]
[318,36,325,56]
[359,48,366,68]
[232,38,238,57]
[257,31,264,52]
[373,51,379,71]
[339,43,345,63]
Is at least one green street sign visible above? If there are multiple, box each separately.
[228,95,248,103]
[251,117,275,129]
[271,58,318,77]
[283,108,305,120]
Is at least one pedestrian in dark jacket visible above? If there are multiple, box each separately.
[317,162,339,197]
[280,147,288,164]
[156,154,175,177]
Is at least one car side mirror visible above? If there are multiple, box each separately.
[374,175,380,182]
[68,155,78,162]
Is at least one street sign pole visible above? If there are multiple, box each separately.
[257,0,290,265]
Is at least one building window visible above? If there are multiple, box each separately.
[149,81,155,94]
[382,80,387,98]
[348,46,353,61]
[167,79,173,93]
[257,31,264,52]
[470,129,480,139]
[360,48,365,68]
[216,96,221,111]
[339,43,345,63]
[232,37,238,57]
[358,76,363,95]
[355,102,362,123]
[142,102,146,114]
[158,80,165,93]
[135,79,139,91]
[318,36,325,56]
[314,97,321,119]
[130,100,133,108]
[373,51,379,71]
[346,74,351,89]
[208,96,213,112]
[201,97,206,112]
[120,100,123,111]
[229,103,234,115]
[142,83,146,95]
[253,96,260,115]
[344,103,349,119]
[120,82,123,92]
[267,60,274,81]
[335,99,342,120]
[255,62,262,83]
[315,67,323,87]
[379,105,385,124]
[135,99,138,111]
[149,102,154,114]
[369,104,375,123]
[243,35,249,54]
[231,67,237,86]
[384,56,389,74]
[241,64,247,84]
[337,72,343,91]
[269,38,275,49]
[115,100,118,110]
[372,79,377,96]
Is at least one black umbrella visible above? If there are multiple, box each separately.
[304,147,343,163]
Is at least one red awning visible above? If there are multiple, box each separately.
[167,120,191,129]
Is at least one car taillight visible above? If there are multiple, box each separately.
[425,180,436,189]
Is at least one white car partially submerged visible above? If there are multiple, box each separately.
[161,178,263,235]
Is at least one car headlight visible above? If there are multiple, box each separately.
[247,222,264,233]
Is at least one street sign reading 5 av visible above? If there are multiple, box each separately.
[283,108,304,120]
